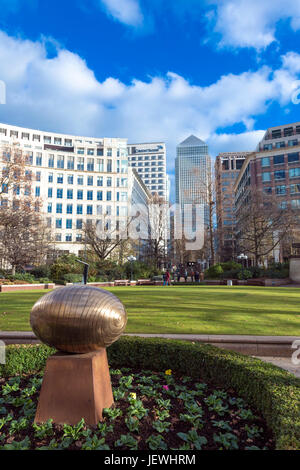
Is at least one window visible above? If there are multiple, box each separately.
[66,219,72,229]
[275,141,285,148]
[261,172,271,182]
[107,177,112,187]
[77,148,84,155]
[290,184,300,194]
[48,203,52,213]
[264,187,272,194]
[77,190,83,200]
[68,175,74,185]
[107,160,112,173]
[87,176,93,186]
[97,176,103,186]
[87,190,93,201]
[289,167,300,178]
[97,205,102,216]
[97,191,103,201]
[273,155,284,165]
[97,159,104,172]
[57,174,63,184]
[291,199,300,208]
[87,158,94,171]
[67,204,73,214]
[275,185,286,195]
[67,156,74,170]
[274,170,285,180]
[65,234,72,242]
[65,139,72,147]
[57,189,63,199]
[56,203,63,214]
[87,149,94,155]
[288,139,298,147]
[106,205,112,216]
[56,219,62,229]
[264,144,272,151]
[87,205,93,215]
[54,137,62,145]
[97,148,104,156]
[55,234,62,242]
[107,148,112,157]
[35,187,40,197]
[36,154,42,166]
[77,157,84,171]
[107,191,112,201]
[288,153,299,163]
[57,155,64,169]
[76,234,82,242]
[48,173,53,183]
[76,219,83,229]
[44,136,51,144]
[77,205,83,215]
[120,192,128,202]
[48,155,54,168]
[261,157,270,167]
[48,188,53,198]
[36,171,41,182]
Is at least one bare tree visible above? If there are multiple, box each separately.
[0,144,27,200]
[236,190,295,266]
[144,194,168,268]
[0,199,53,274]
[83,215,133,263]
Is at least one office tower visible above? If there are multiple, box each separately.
[127,142,168,200]
[215,152,252,261]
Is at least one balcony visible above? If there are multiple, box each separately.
[44,144,74,153]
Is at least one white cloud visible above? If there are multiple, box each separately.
[208,0,300,49]
[0,30,299,199]
[99,0,143,26]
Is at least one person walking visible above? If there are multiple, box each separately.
[195,270,200,283]
[165,270,171,286]
[184,269,188,283]
[163,272,167,286]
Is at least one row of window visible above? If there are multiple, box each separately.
[261,167,300,182]
[263,184,300,195]
[47,188,128,202]
[47,203,128,216]
[263,139,299,150]
[24,154,128,173]
[47,173,128,187]
[53,219,126,231]
[129,155,164,161]
[261,153,299,167]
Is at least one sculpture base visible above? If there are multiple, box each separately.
[34,349,114,426]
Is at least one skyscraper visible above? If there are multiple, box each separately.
[175,135,211,228]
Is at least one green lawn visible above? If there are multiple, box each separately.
[0,286,299,336]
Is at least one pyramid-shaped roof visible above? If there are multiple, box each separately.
[178,135,206,147]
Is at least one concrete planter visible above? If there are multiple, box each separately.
[0,283,55,292]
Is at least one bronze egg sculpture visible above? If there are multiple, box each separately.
[30,286,127,354]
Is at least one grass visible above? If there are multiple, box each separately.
[0,286,299,336]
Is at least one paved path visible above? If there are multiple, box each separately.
[255,357,300,378]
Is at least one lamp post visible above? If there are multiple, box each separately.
[127,256,137,281]
[237,253,248,268]
[76,259,89,285]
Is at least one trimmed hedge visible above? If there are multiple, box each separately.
[0,337,299,450]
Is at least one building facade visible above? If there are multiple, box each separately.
[127,142,168,201]
[0,123,150,257]
[215,151,252,261]
[175,135,211,226]
[234,121,300,263]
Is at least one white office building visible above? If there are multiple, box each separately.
[127,142,169,201]
[0,123,150,256]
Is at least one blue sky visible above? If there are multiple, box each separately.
[0,0,300,199]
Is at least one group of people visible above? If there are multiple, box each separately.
[162,268,203,285]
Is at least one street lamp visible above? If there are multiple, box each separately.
[127,256,137,281]
[237,253,248,268]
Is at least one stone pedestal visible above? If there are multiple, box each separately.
[289,257,300,283]
[34,349,114,426]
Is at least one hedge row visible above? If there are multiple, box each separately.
[0,337,299,450]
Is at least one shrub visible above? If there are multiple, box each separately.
[63,273,83,284]
[30,265,51,280]
[7,273,36,284]
[237,269,253,280]
[204,264,223,279]
[1,338,299,450]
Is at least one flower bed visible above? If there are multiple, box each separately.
[0,338,299,450]
[0,367,274,450]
